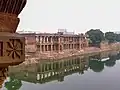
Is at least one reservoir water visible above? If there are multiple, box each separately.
[1,51,120,90]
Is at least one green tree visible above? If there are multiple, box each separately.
[105,32,116,43]
[115,34,120,42]
[5,73,22,90]
[86,29,104,46]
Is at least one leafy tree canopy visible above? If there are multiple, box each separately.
[86,29,104,46]
[115,34,120,42]
[105,32,116,43]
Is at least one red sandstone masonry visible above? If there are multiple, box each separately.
[23,39,120,64]
[19,32,89,53]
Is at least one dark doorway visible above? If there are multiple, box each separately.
[0,41,3,56]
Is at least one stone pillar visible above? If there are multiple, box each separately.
[58,37,60,52]
[51,45,53,52]
[42,36,43,43]
[50,37,53,52]
[69,44,70,49]
[53,45,54,51]
[39,36,42,52]
[54,45,56,52]
[39,36,42,43]
[79,37,81,50]
[51,36,53,43]
[47,45,49,51]
[43,45,45,52]
[44,36,45,43]
[47,37,48,43]
[36,36,39,42]
[73,37,75,49]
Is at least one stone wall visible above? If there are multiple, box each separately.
[100,41,109,50]
[21,33,89,53]
[25,44,37,53]
[109,42,120,50]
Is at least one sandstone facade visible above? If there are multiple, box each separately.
[20,32,89,53]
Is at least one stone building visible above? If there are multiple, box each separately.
[19,31,88,53]
[19,33,37,53]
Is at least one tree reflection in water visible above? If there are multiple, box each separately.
[89,60,104,72]
[105,60,116,67]
[104,55,116,67]
[0,67,22,90]
[89,51,120,72]
[5,73,22,90]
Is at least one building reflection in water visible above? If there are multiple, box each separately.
[35,56,89,83]
[7,51,120,85]
[0,51,118,89]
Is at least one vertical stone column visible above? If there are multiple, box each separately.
[67,44,68,49]
[47,36,48,43]
[43,36,46,52]
[36,36,39,42]
[50,36,53,44]
[39,36,41,43]
[44,36,45,43]
[43,45,45,52]
[79,37,81,50]
[58,37,60,52]
[73,37,75,49]
[42,36,43,43]
[69,37,71,49]
[47,45,49,51]
[51,45,53,52]
[51,36,53,52]
[53,45,54,51]
[39,36,42,53]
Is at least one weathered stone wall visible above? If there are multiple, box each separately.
[25,44,37,53]
[100,41,109,50]
[110,42,120,50]
[21,33,89,53]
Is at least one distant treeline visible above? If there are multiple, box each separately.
[86,29,120,46]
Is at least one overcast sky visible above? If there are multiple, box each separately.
[18,0,120,33]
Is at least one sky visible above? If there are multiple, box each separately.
[18,0,120,33]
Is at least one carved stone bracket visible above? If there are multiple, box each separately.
[6,39,24,59]
[0,13,19,33]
